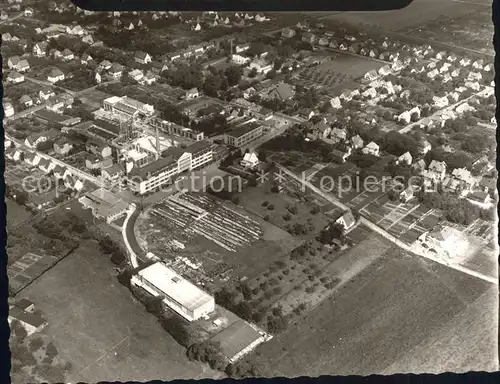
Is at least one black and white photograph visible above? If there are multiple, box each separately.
[1,0,498,382]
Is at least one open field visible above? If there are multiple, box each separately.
[399,5,493,54]
[19,240,222,383]
[318,0,487,32]
[249,246,497,376]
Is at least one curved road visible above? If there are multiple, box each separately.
[124,207,143,262]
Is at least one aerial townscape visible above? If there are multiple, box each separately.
[3,0,498,382]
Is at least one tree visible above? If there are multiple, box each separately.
[160,316,191,347]
[267,314,287,334]
[225,66,243,86]
[239,282,253,301]
[15,190,29,206]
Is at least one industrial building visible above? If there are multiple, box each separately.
[78,188,129,223]
[131,262,215,322]
[103,96,155,118]
[149,117,204,141]
[224,122,264,148]
[126,140,214,195]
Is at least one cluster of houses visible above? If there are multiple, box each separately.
[6,141,85,206]
[305,118,380,163]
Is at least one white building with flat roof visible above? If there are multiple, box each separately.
[131,262,215,321]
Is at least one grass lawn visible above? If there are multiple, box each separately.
[247,246,497,376]
[19,240,223,383]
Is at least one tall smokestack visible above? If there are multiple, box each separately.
[155,125,160,160]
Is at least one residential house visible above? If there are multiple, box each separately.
[4,102,14,117]
[396,151,412,166]
[442,73,452,84]
[53,138,74,156]
[81,53,93,65]
[483,63,493,72]
[378,65,391,76]
[61,48,74,61]
[307,120,331,141]
[455,102,474,114]
[301,32,316,44]
[134,51,152,64]
[101,164,122,181]
[24,152,41,167]
[82,34,94,45]
[264,82,295,101]
[369,49,378,58]
[281,27,296,38]
[38,158,56,174]
[435,51,447,60]
[398,111,411,124]
[447,54,458,63]
[351,135,364,149]
[334,210,357,233]
[331,147,352,164]
[362,87,377,99]
[362,141,380,156]
[47,67,65,83]
[412,159,426,175]
[99,60,112,70]
[39,88,55,101]
[364,69,378,81]
[232,54,251,65]
[142,71,157,85]
[19,94,33,107]
[468,71,482,82]
[459,58,471,67]
[399,186,414,203]
[423,160,446,187]
[467,190,493,209]
[427,69,439,80]
[240,152,260,168]
[443,167,476,196]
[465,81,480,91]
[86,139,112,158]
[329,40,339,49]
[439,62,451,73]
[472,59,484,70]
[451,68,461,78]
[330,96,341,109]
[249,58,273,75]
[432,96,449,108]
[129,69,144,82]
[53,165,71,180]
[318,37,329,46]
[108,63,123,78]
[25,129,59,149]
[7,71,24,84]
[478,176,497,196]
[33,42,48,57]
[330,127,347,143]
[185,88,200,100]
[8,306,47,336]
[6,147,22,162]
